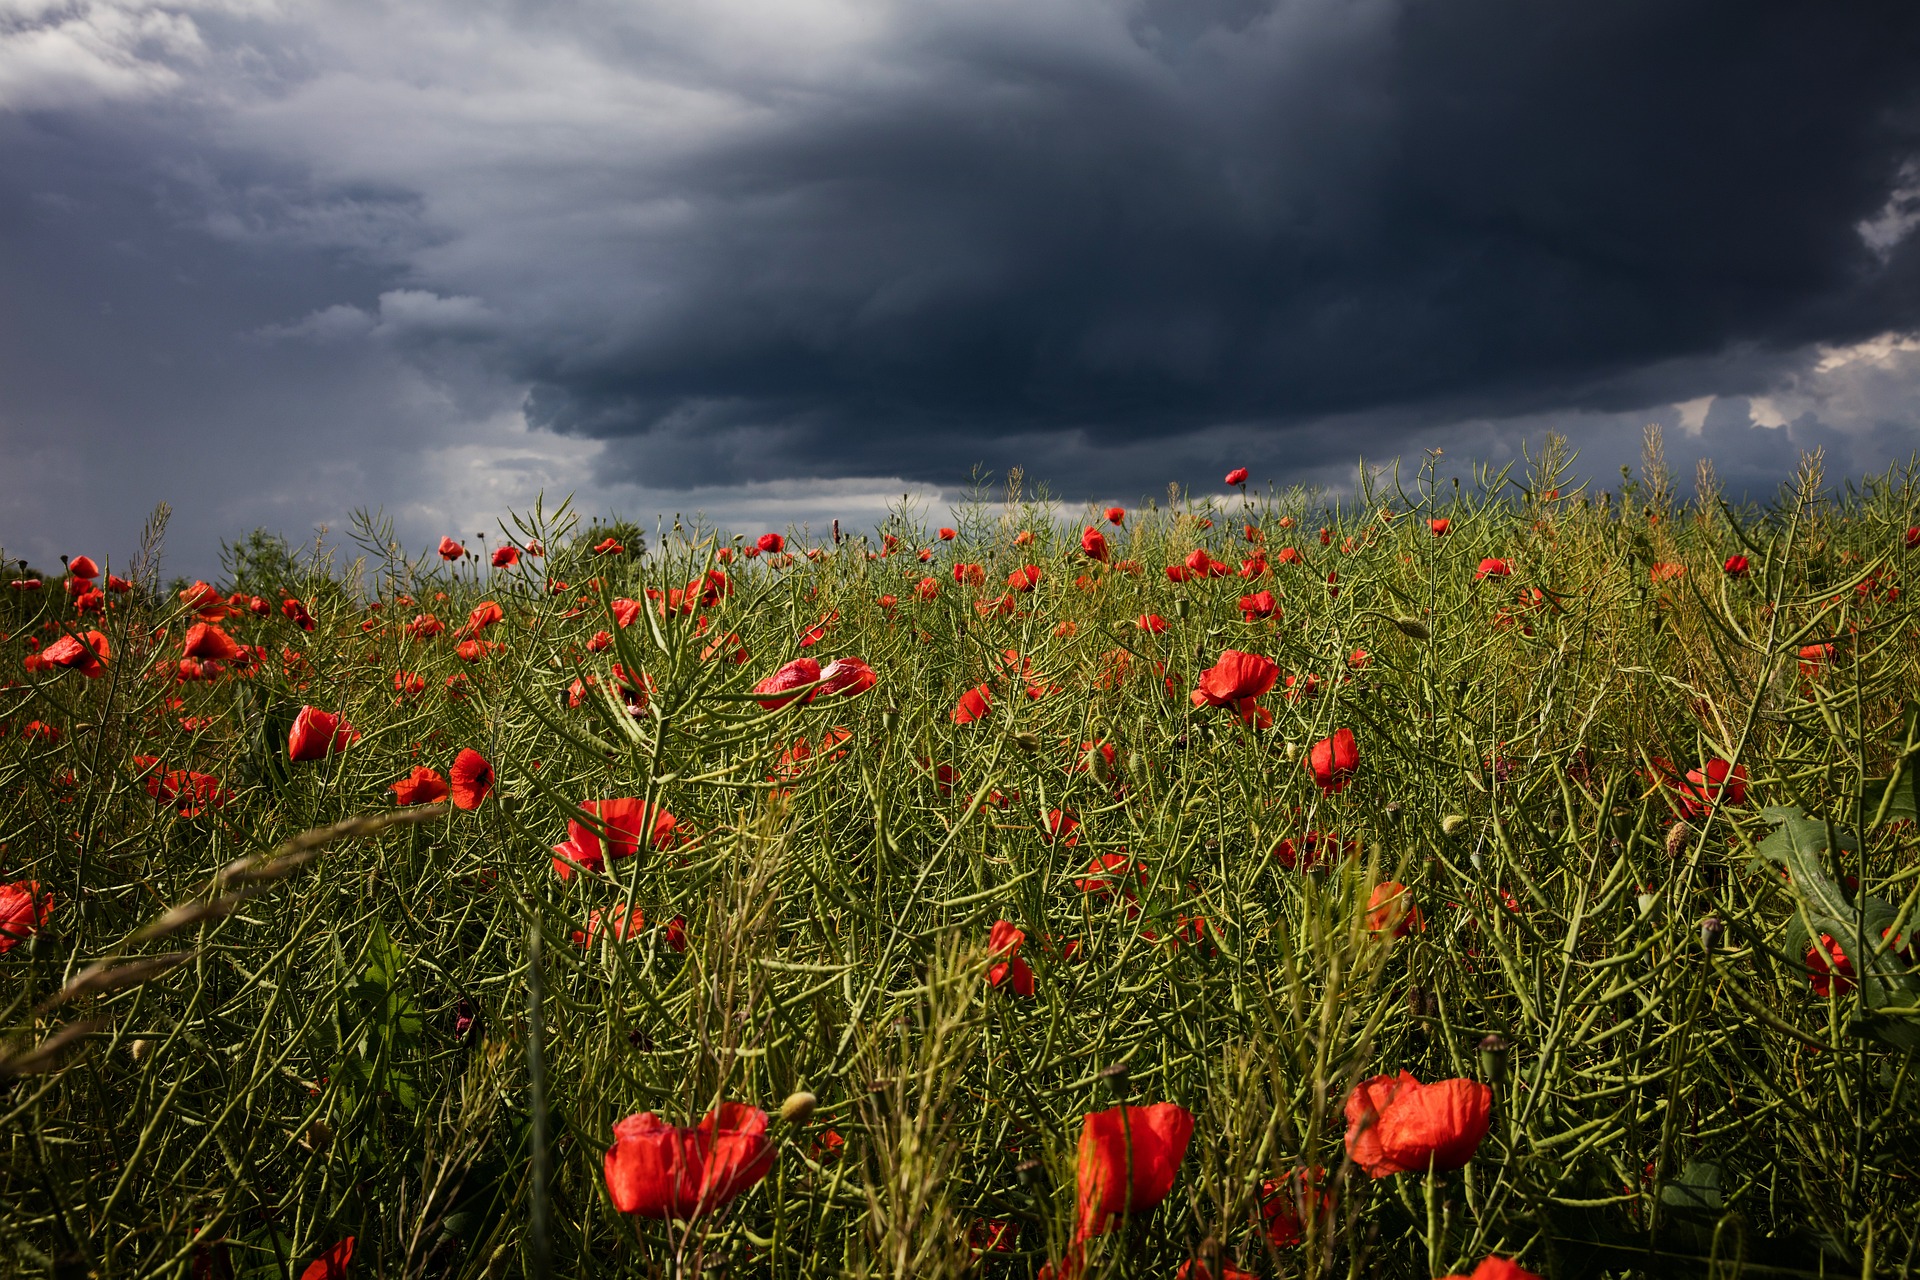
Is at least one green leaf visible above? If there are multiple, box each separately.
[1659,1159,1723,1213]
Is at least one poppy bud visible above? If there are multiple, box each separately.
[1477,1033,1510,1082]
[1636,891,1659,919]
[1393,616,1430,640]
[1441,814,1469,838]
[1013,731,1040,752]
[1098,1061,1130,1097]
[779,1091,817,1125]
[1664,821,1693,859]
[1699,915,1725,953]
[1016,1157,1047,1188]
[1173,597,1190,619]
[305,1119,333,1153]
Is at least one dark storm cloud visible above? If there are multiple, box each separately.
[514,0,1920,492]
[3,0,1920,579]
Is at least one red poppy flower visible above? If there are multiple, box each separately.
[182,624,245,663]
[754,657,821,710]
[0,880,54,954]
[1046,808,1081,846]
[812,1130,846,1162]
[1074,1103,1195,1238]
[603,1103,774,1218]
[288,707,357,762]
[1182,548,1228,578]
[393,670,426,697]
[665,915,688,952]
[986,919,1035,996]
[450,749,494,810]
[438,536,466,560]
[1190,650,1279,724]
[65,554,99,579]
[1260,1167,1331,1247]
[798,611,838,648]
[1438,1258,1541,1280]
[551,798,678,879]
[1807,933,1854,997]
[817,656,877,699]
[1649,562,1685,584]
[1105,507,1125,525]
[757,532,785,554]
[391,766,450,806]
[282,598,316,631]
[1798,643,1834,676]
[1008,565,1043,592]
[1075,853,1146,898]
[1723,554,1750,577]
[1366,882,1423,938]
[466,600,505,632]
[10,578,42,590]
[1224,467,1249,486]
[572,903,644,948]
[938,527,958,540]
[1308,729,1359,793]
[1679,758,1747,816]
[952,684,992,724]
[1239,591,1278,621]
[1080,527,1109,563]
[1907,526,1920,551]
[593,536,625,556]
[491,545,521,568]
[969,1218,1017,1255]
[41,630,110,678]
[1343,1072,1491,1177]
[297,1237,355,1280]
[1475,558,1512,580]
[1429,518,1450,536]
[1176,1259,1257,1280]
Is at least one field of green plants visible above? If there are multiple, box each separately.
[4,435,1920,1279]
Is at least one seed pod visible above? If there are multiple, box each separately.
[1393,616,1431,641]
[1665,821,1694,859]
[1098,1061,1130,1098]
[1477,1033,1510,1083]
[1441,814,1469,838]
[1700,915,1725,953]
[1013,731,1040,752]
[779,1091,817,1125]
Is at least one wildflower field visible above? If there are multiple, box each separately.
[6,438,1920,1279]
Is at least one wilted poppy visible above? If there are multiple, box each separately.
[391,766,450,806]
[817,656,877,699]
[1343,1072,1491,1177]
[754,657,821,710]
[1475,558,1512,580]
[437,536,466,561]
[1308,729,1360,793]
[1074,1103,1195,1238]
[1225,467,1249,486]
[41,630,110,678]
[450,749,494,810]
[603,1103,774,1218]
[952,685,992,724]
[1081,528,1109,563]
[0,880,54,953]
[987,919,1035,996]
[288,707,357,762]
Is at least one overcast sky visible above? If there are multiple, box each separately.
[2,0,1919,577]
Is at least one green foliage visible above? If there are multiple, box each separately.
[5,443,1920,1278]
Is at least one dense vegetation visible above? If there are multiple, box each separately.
[4,435,1919,1279]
